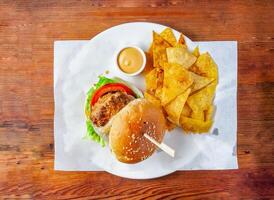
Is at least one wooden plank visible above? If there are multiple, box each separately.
[0,0,273,199]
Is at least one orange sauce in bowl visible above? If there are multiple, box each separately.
[118,47,144,74]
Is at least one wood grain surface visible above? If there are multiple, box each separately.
[0,0,274,199]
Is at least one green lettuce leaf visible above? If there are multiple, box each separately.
[84,76,115,147]
[84,120,105,147]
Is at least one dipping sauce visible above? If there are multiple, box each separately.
[117,47,144,74]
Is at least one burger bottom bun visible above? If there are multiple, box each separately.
[109,99,166,164]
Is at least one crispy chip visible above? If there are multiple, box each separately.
[155,86,162,100]
[153,68,164,99]
[166,47,197,69]
[162,106,177,131]
[144,92,161,107]
[190,71,215,94]
[166,120,177,131]
[148,43,153,55]
[187,80,217,112]
[165,88,191,125]
[142,52,154,75]
[174,43,187,49]
[145,29,218,134]
[189,52,218,79]
[156,68,164,84]
[180,116,212,133]
[161,63,193,105]
[160,28,177,46]
[145,68,164,99]
[191,110,205,121]
[205,105,215,121]
[192,46,200,57]
[145,68,158,93]
[153,31,171,68]
[178,33,185,44]
[181,103,192,117]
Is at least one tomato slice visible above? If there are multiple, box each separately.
[91,83,136,106]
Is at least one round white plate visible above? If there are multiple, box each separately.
[62,22,201,179]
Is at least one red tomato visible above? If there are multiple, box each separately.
[91,83,136,106]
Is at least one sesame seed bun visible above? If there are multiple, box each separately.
[109,99,166,164]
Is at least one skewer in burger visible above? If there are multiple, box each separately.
[85,76,166,163]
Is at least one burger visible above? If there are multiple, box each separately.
[84,76,144,146]
[85,76,166,163]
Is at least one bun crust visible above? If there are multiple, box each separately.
[109,99,166,164]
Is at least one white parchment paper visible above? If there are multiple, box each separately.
[54,23,238,179]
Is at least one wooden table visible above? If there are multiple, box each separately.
[1,1,273,199]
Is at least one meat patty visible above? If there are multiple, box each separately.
[91,91,135,127]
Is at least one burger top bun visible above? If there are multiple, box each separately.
[109,99,166,164]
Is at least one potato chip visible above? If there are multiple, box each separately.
[156,68,164,85]
[152,31,171,68]
[153,68,164,99]
[181,103,192,117]
[144,92,161,107]
[187,80,217,112]
[178,33,185,44]
[145,68,158,93]
[180,116,213,133]
[142,52,154,75]
[174,43,187,49]
[190,71,215,94]
[191,110,205,121]
[189,52,218,79]
[145,29,218,134]
[192,46,200,57]
[165,88,191,125]
[155,87,162,100]
[161,63,193,105]
[160,28,177,46]
[205,105,215,121]
[161,106,177,131]
[166,47,197,69]
[148,43,153,55]
[144,68,163,99]
[166,120,177,131]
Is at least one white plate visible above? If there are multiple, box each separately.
[59,22,237,179]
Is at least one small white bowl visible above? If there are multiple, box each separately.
[115,46,146,76]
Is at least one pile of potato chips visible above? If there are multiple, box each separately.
[143,28,218,133]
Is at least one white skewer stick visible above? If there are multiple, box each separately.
[144,134,175,157]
